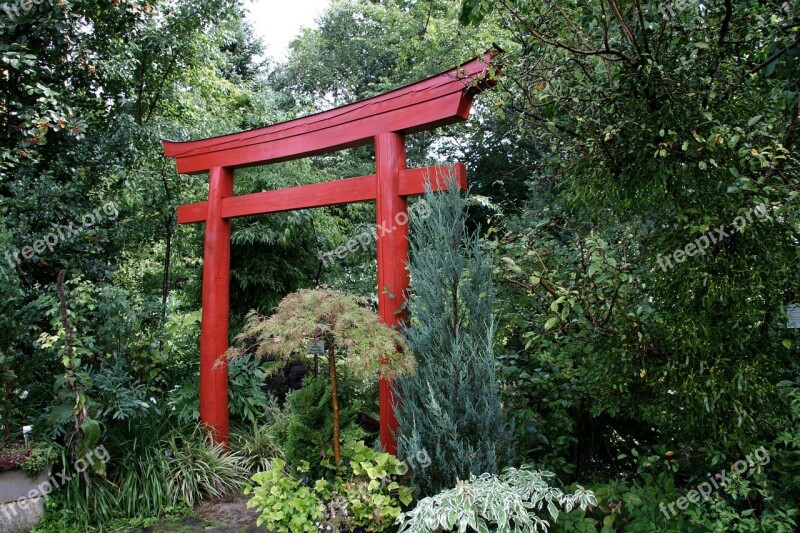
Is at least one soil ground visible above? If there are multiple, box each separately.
[118,494,268,533]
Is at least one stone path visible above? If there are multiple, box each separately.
[126,495,268,533]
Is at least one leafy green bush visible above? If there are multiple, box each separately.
[228,353,279,424]
[397,467,596,533]
[169,355,284,427]
[554,413,800,532]
[247,440,414,533]
[681,469,798,532]
[323,440,414,530]
[246,458,325,532]
[557,470,798,533]
[556,477,681,532]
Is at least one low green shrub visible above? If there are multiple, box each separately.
[555,471,799,533]
[681,469,798,532]
[247,458,324,532]
[554,402,800,533]
[33,497,89,533]
[247,440,413,533]
[322,440,414,530]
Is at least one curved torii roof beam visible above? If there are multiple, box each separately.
[163,49,499,174]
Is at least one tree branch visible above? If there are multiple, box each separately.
[718,0,733,45]
[723,35,800,99]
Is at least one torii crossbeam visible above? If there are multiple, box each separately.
[163,50,499,454]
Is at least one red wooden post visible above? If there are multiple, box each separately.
[375,132,408,455]
[199,166,234,445]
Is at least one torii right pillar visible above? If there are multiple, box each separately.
[375,132,409,455]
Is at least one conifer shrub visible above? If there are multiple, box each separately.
[281,375,363,478]
[395,175,512,496]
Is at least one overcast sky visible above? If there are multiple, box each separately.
[244,0,332,60]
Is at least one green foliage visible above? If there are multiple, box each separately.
[35,277,200,436]
[35,497,191,533]
[228,163,335,318]
[556,466,799,532]
[246,440,413,533]
[114,445,173,520]
[318,440,414,531]
[449,7,800,531]
[0,224,45,438]
[552,385,800,531]
[19,444,56,476]
[105,506,193,532]
[396,177,511,496]
[397,467,596,532]
[227,353,277,424]
[467,0,799,448]
[246,458,324,533]
[31,497,85,533]
[680,470,798,532]
[283,376,336,473]
[277,0,472,107]
[773,380,800,500]
[39,412,248,530]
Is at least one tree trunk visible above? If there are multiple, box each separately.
[328,340,341,465]
[159,169,174,355]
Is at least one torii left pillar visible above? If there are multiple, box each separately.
[199,166,234,445]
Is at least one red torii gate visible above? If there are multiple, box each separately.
[163,50,498,454]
